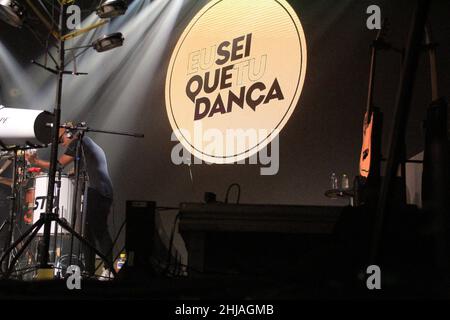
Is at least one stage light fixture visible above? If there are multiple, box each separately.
[0,0,25,28]
[0,106,54,146]
[92,32,125,52]
[96,0,128,19]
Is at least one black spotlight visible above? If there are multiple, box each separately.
[92,32,125,52]
[0,0,25,28]
[96,0,128,19]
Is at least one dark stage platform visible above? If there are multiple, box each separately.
[0,272,447,300]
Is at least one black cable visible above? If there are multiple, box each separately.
[165,212,181,274]
[111,219,126,256]
[64,46,90,68]
[225,183,241,204]
[111,201,116,244]
[164,261,241,278]
[91,206,181,276]
[157,206,180,211]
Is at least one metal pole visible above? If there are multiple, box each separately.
[369,0,431,265]
[39,2,68,269]
[3,151,18,270]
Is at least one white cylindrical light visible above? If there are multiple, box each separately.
[92,32,124,52]
[0,106,54,146]
[96,0,128,19]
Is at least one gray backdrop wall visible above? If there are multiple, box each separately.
[0,0,449,260]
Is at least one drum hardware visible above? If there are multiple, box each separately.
[1,168,81,277]
[0,145,42,273]
[0,121,144,279]
[23,167,42,225]
[54,254,85,278]
[0,144,91,278]
[51,167,63,265]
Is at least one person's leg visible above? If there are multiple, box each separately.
[82,188,97,276]
[86,189,114,271]
[96,197,114,271]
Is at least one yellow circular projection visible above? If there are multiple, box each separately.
[166,0,307,163]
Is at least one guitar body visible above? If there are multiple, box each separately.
[359,109,382,180]
[355,24,387,200]
[356,107,383,206]
[359,112,373,178]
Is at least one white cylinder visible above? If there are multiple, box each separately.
[0,105,54,146]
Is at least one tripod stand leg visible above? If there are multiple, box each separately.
[0,218,9,249]
[0,219,43,276]
[5,220,44,279]
[0,219,8,235]
[2,151,19,272]
[0,219,10,271]
[55,217,116,277]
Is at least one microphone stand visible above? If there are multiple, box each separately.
[51,163,63,273]
[67,131,84,273]
[62,123,144,277]
[60,123,145,139]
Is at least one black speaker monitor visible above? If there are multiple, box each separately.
[124,200,156,268]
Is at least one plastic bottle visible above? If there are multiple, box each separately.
[330,172,338,190]
[116,252,126,271]
[341,174,350,190]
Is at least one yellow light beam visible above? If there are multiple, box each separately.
[61,20,108,41]
[27,0,108,42]
[58,0,76,5]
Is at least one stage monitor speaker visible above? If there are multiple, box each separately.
[118,200,156,280]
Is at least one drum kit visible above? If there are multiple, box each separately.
[0,106,86,279]
[0,150,86,279]
[0,106,143,279]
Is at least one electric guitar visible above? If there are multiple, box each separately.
[359,23,389,182]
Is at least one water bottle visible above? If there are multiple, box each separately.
[330,172,338,190]
[116,252,126,271]
[341,174,350,190]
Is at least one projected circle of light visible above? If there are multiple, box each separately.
[166,0,307,164]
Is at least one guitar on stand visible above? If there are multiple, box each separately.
[332,22,401,286]
[354,23,388,207]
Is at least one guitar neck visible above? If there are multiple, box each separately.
[366,47,377,115]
